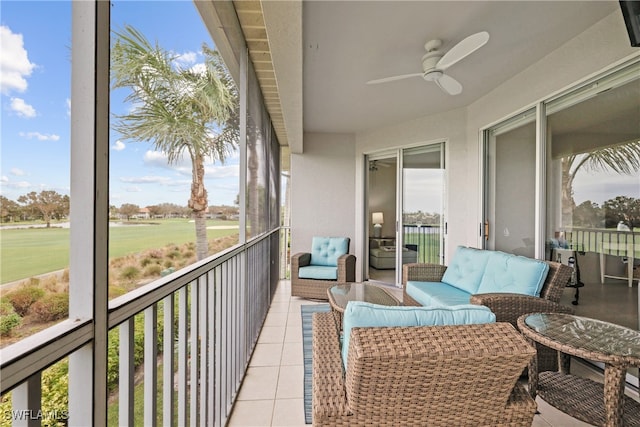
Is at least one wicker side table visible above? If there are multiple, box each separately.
[517,313,640,427]
[327,283,400,327]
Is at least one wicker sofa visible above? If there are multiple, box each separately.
[402,248,574,372]
[291,237,356,300]
[312,311,537,426]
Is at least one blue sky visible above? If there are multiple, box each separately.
[1,0,240,209]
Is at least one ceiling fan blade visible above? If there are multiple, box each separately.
[366,73,423,85]
[436,31,489,70]
[435,74,462,95]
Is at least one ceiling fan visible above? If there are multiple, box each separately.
[366,31,490,96]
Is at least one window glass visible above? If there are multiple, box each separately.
[545,72,639,334]
[108,1,240,299]
[1,1,72,341]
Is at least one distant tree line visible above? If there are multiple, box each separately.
[0,191,239,224]
[572,195,640,229]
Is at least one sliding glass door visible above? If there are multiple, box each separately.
[367,143,445,286]
[482,59,639,386]
[482,109,536,257]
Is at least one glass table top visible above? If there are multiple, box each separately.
[523,313,640,360]
[328,283,400,311]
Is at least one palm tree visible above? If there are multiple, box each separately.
[561,140,640,227]
[111,26,238,260]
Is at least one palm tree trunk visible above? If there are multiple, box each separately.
[189,154,209,260]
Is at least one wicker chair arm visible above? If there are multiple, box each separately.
[470,293,575,324]
[312,312,350,421]
[402,263,447,285]
[336,254,356,282]
[291,252,311,268]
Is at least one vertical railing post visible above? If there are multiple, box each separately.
[12,374,41,427]
[162,295,175,425]
[144,306,158,426]
[118,319,135,426]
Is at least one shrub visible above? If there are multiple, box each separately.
[6,285,45,316]
[140,257,153,267]
[163,260,173,268]
[0,302,22,336]
[167,250,181,259]
[182,250,194,259]
[29,294,69,322]
[143,264,163,277]
[147,249,163,259]
[120,266,140,281]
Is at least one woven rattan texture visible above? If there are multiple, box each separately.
[538,372,640,427]
[312,311,537,426]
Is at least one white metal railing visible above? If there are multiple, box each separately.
[1,231,278,426]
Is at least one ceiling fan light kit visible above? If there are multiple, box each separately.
[367,31,490,96]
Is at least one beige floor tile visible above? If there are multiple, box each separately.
[258,326,286,344]
[227,399,274,426]
[250,343,284,367]
[276,365,304,399]
[281,341,303,366]
[271,398,307,426]
[269,302,291,313]
[264,311,289,327]
[284,325,302,343]
[237,366,279,401]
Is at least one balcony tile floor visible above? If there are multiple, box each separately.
[228,280,616,426]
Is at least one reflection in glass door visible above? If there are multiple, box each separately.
[483,109,536,257]
[397,144,445,285]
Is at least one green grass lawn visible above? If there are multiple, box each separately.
[0,219,239,284]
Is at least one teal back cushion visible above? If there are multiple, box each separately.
[310,237,349,267]
[441,246,492,294]
[477,251,549,297]
[341,301,496,368]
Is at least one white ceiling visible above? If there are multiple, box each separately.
[302,1,620,134]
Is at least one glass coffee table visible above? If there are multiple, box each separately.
[327,282,400,326]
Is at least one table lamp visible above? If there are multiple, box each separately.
[372,212,384,238]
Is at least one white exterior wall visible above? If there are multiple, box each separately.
[290,132,356,256]
[290,10,638,280]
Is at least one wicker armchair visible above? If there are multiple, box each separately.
[402,260,574,372]
[312,311,537,426]
[291,237,356,300]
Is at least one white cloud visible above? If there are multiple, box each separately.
[123,186,142,193]
[0,26,36,95]
[0,176,8,183]
[174,51,198,68]
[10,168,25,176]
[66,98,71,117]
[19,131,60,141]
[112,140,126,151]
[10,97,36,118]
[204,164,239,178]
[120,176,172,184]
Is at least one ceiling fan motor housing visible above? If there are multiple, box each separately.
[421,51,443,81]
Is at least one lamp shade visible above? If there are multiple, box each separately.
[372,212,384,225]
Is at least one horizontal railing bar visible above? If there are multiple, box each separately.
[1,319,92,394]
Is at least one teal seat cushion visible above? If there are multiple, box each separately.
[477,251,549,297]
[406,281,472,306]
[298,265,338,280]
[441,246,492,294]
[310,237,349,267]
[341,301,496,368]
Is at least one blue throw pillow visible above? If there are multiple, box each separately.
[341,301,496,369]
[476,251,549,297]
[441,246,492,294]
